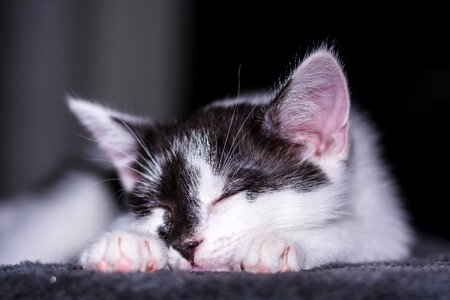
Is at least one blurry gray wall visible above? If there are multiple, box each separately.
[0,1,192,196]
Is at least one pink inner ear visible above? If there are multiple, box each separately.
[277,51,350,158]
[307,85,349,157]
[118,168,140,191]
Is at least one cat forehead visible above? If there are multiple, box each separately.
[185,101,266,135]
[137,102,267,167]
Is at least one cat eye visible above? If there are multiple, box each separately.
[211,192,238,205]
[212,196,227,205]
[156,205,173,217]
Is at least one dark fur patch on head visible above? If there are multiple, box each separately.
[125,97,329,245]
[180,101,328,196]
[156,153,200,242]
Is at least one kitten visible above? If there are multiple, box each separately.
[0,49,412,272]
[70,49,412,272]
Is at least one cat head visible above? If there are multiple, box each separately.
[69,49,351,271]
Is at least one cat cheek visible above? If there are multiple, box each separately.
[207,205,219,216]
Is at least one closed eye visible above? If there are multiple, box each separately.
[211,192,239,206]
[157,204,173,217]
[212,196,227,206]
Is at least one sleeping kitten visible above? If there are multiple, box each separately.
[69,49,412,272]
[0,49,412,272]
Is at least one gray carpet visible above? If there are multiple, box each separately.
[1,237,449,300]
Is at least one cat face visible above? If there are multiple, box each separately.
[69,49,351,270]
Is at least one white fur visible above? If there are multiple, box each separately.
[79,230,167,272]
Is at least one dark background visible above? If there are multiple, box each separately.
[0,3,449,240]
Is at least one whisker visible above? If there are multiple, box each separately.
[223,105,257,170]
[76,133,99,144]
[80,154,153,181]
[78,132,150,174]
[88,177,122,188]
[115,188,128,204]
[117,119,160,171]
[219,103,238,168]
[78,126,158,179]
[237,64,242,98]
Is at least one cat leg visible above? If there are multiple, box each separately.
[79,212,169,272]
[79,231,168,272]
[283,221,411,269]
[235,222,394,273]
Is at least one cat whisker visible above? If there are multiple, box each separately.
[84,130,159,180]
[78,132,159,180]
[219,103,238,169]
[80,155,155,183]
[89,177,122,187]
[118,119,161,173]
[223,105,257,170]
[86,176,129,205]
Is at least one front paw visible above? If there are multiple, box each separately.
[239,235,303,273]
[79,231,167,272]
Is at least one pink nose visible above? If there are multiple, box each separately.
[172,240,202,264]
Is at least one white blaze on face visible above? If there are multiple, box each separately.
[188,157,241,268]
[193,158,226,219]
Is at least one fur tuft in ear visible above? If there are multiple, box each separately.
[68,96,150,191]
[266,50,350,159]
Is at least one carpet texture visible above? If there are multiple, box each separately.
[1,237,449,300]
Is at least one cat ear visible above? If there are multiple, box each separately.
[266,50,350,159]
[68,97,150,191]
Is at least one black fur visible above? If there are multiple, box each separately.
[127,143,201,246]
[157,152,200,245]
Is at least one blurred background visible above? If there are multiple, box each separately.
[0,2,449,240]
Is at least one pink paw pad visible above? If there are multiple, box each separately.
[96,261,110,272]
[117,257,133,272]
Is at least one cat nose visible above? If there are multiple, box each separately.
[173,240,202,263]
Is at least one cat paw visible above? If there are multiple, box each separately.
[239,236,302,273]
[79,231,167,272]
